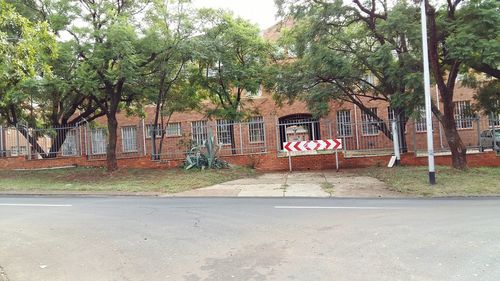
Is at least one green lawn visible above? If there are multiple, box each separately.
[359,166,500,197]
[0,167,255,193]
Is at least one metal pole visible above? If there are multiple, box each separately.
[392,120,401,165]
[436,85,444,149]
[288,152,292,172]
[476,118,481,151]
[28,128,32,160]
[0,126,3,157]
[239,123,243,154]
[16,124,20,156]
[335,149,339,172]
[353,104,360,150]
[141,119,147,156]
[420,0,436,185]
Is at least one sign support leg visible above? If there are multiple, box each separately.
[288,153,292,172]
[335,150,339,172]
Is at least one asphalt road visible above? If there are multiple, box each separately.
[0,196,499,281]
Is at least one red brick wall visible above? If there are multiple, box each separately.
[1,151,498,171]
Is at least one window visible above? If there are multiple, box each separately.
[361,108,379,135]
[415,107,427,132]
[91,128,106,155]
[121,126,137,152]
[388,107,396,121]
[336,110,352,137]
[62,130,77,156]
[216,119,232,145]
[146,123,181,138]
[246,85,262,97]
[166,123,181,136]
[146,124,160,139]
[191,120,208,146]
[454,101,473,129]
[10,146,27,156]
[490,113,500,127]
[248,116,265,143]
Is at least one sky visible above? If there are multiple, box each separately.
[192,0,279,30]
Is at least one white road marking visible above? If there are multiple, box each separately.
[0,203,72,207]
[274,206,403,209]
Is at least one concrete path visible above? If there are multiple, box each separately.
[174,171,403,198]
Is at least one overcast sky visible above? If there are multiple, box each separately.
[192,0,279,30]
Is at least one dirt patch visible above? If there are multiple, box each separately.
[0,265,9,281]
[323,171,405,198]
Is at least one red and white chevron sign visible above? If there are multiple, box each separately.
[283,139,342,152]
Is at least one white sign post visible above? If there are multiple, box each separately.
[283,139,343,172]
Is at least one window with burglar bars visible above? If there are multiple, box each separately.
[248,116,265,143]
[490,113,500,126]
[387,107,396,121]
[415,107,427,132]
[146,123,181,138]
[454,101,473,129]
[216,120,232,145]
[62,130,78,156]
[361,108,379,135]
[146,124,160,139]
[121,126,138,152]
[191,120,208,146]
[91,128,106,155]
[336,110,352,137]
[166,123,181,136]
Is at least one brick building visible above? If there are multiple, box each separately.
[1,23,499,171]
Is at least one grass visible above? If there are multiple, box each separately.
[358,166,500,197]
[320,182,334,196]
[0,166,255,194]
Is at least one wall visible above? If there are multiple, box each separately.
[1,151,498,171]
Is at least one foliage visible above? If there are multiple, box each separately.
[474,80,500,115]
[271,1,424,118]
[184,131,229,170]
[0,0,57,126]
[191,9,272,121]
[446,0,500,80]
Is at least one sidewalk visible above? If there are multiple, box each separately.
[173,171,404,198]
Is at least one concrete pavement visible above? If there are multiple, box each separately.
[174,171,402,198]
[1,196,499,281]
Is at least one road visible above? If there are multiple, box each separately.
[0,196,499,281]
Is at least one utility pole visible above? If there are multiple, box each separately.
[420,0,436,185]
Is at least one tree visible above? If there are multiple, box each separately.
[65,0,159,171]
[274,0,499,169]
[271,0,424,152]
[192,9,271,152]
[143,0,199,160]
[474,80,500,118]
[0,0,58,155]
[1,0,107,158]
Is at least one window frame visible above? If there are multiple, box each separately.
[454,100,473,129]
[121,126,138,153]
[336,110,352,137]
[61,130,78,156]
[91,128,107,155]
[361,108,379,136]
[216,119,233,146]
[191,120,208,147]
[248,116,265,143]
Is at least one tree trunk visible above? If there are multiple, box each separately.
[441,97,467,169]
[229,122,237,155]
[106,113,118,172]
[45,127,70,158]
[17,127,48,158]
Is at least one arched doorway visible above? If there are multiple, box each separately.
[278,114,320,150]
